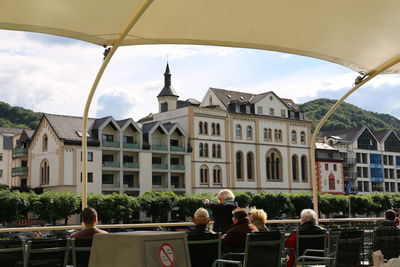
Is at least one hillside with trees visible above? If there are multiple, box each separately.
[0,101,42,129]
[300,98,400,132]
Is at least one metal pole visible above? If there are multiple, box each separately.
[81,0,154,210]
[311,55,400,215]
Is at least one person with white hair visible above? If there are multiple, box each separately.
[187,208,217,240]
[284,209,326,267]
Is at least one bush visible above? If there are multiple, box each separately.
[138,191,178,222]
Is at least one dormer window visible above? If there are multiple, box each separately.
[227,94,232,98]
[269,108,274,116]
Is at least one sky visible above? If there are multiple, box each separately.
[1,29,400,121]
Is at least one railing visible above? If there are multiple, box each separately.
[12,148,28,157]
[170,164,185,170]
[123,143,140,149]
[102,141,120,147]
[152,164,168,169]
[123,162,140,169]
[152,144,167,151]
[344,171,357,179]
[170,145,185,151]
[102,161,120,168]
[12,166,28,175]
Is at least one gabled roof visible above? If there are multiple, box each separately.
[0,127,25,135]
[91,116,113,131]
[281,98,301,111]
[372,129,392,143]
[162,122,176,132]
[141,121,159,134]
[319,126,366,143]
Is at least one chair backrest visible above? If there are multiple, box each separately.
[187,233,221,267]
[71,238,93,267]
[296,229,327,259]
[333,229,364,267]
[372,226,400,260]
[242,231,285,267]
[0,240,25,267]
[25,238,70,267]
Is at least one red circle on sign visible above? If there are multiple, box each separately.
[158,242,176,267]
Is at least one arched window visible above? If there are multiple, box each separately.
[216,124,220,135]
[213,165,222,184]
[300,131,306,144]
[246,126,253,139]
[235,125,242,138]
[42,134,48,151]
[199,143,204,157]
[211,123,216,135]
[198,122,203,135]
[204,143,209,157]
[212,144,216,158]
[268,129,272,141]
[266,149,282,180]
[263,128,268,140]
[247,152,254,180]
[291,130,297,144]
[200,165,209,184]
[292,155,299,181]
[301,155,308,181]
[204,122,208,135]
[328,172,336,190]
[236,151,244,180]
[217,145,221,158]
[278,130,282,142]
[274,129,278,141]
[40,160,50,185]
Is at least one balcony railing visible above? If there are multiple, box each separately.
[123,162,140,169]
[123,143,140,149]
[12,167,28,176]
[152,164,168,169]
[103,141,120,147]
[102,161,120,168]
[12,148,28,158]
[170,164,185,170]
[170,146,185,152]
[344,171,357,179]
[152,144,167,151]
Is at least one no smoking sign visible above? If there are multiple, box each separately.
[158,242,176,267]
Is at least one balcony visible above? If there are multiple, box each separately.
[344,157,356,165]
[170,164,185,171]
[171,146,185,152]
[12,167,28,176]
[102,161,120,168]
[123,143,140,149]
[12,148,28,158]
[123,162,140,169]
[152,164,168,169]
[344,171,357,180]
[102,141,120,148]
[152,144,167,151]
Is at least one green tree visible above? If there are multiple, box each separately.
[138,191,178,222]
[250,193,293,219]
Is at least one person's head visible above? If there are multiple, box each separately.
[216,189,235,203]
[385,209,396,221]
[193,208,210,225]
[81,207,98,227]
[249,208,267,224]
[300,209,318,225]
[232,208,248,224]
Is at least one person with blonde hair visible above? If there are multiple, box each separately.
[203,189,238,233]
[249,208,268,232]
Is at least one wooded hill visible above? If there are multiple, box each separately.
[0,101,42,129]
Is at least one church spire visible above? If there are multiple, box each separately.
[157,63,178,98]
[164,63,171,87]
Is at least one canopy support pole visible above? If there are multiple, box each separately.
[311,55,400,215]
[81,0,154,210]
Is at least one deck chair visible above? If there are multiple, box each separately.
[187,233,221,267]
[71,238,93,267]
[295,229,364,267]
[0,239,26,267]
[212,231,285,267]
[24,239,70,267]
[372,226,400,260]
[294,229,328,267]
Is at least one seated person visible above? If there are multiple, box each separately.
[377,209,397,228]
[285,209,326,267]
[71,207,108,239]
[249,208,269,232]
[222,208,258,254]
[187,208,219,267]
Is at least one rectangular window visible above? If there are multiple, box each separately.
[152,176,162,185]
[152,157,162,164]
[81,152,93,161]
[397,169,400,178]
[363,181,369,192]
[170,139,179,146]
[363,167,369,178]
[357,167,362,177]
[391,182,395,192]
[257,106,263,115]
[80,172,93,183]
[102,154,114,162]
[356,153,361,163]
[0,169,2,177]
[389,156,394,165]
[123,155,134,163]
[123,175,134,187]
[170,158,179,165]
[333,164,337,171]
[102,134,114,142]
[21,160,28,167]
[269,108,274,116]
[0,153,3,161]
[171,176,180,188]
[123,136,134,143]
[362,153,368,164]
[325,164,329,171]
[384,168,389,178]
[385,182,390,192]
[358,181,363,192]
[102,174,113,184]
[383,155,388,165]
[389,169,394,179]
[281,109,286,117]
[398,183,400,192]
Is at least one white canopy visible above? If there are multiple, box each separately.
[2,0,400,74]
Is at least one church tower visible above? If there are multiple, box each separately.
[157,63,179,113]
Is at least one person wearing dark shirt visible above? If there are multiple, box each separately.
[71,207,108,239]
[187,208,217,240]
[203,189,238,234]
[222,208,258,254]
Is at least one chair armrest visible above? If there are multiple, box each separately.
[294,255,333,266]
[303,249,325,255]
[212,259,243,267]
